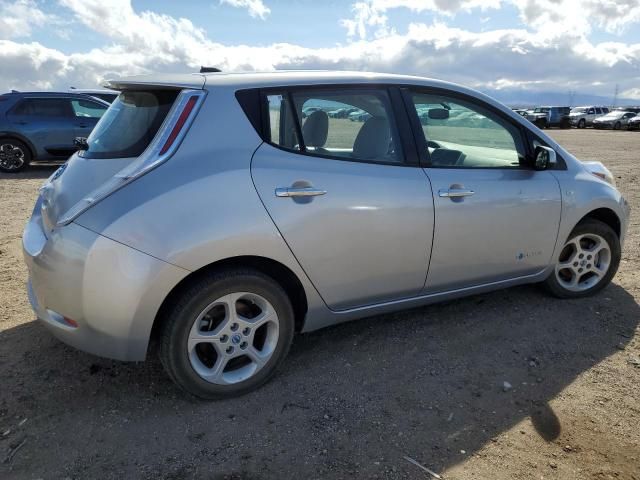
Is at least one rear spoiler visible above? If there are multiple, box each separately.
[104,74,206,91]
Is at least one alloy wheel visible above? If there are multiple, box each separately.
[0,143,25,170]
[187,292,279,385]
[555,233,611,292]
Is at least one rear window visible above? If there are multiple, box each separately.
[80,90,178,159]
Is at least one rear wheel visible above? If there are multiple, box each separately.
[0,139,31,173]
[578,119,586,129]
[159,268,295,399]
[614,122,621,130]
[544,220,620,298]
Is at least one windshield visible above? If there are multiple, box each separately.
[81,90,178,159]
[533,108,550,113]
[571,107,587,113]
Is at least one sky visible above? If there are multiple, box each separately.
[1,0,639,104]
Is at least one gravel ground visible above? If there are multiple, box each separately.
[0,129,639,480]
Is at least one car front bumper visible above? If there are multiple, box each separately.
[23,197,188,361]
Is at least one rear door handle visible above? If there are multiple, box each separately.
[275,187,327,198]
[438,188,475,198]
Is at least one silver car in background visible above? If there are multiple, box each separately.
[23,71,629,399]
[593,110,637,129]
[569,106,610,128]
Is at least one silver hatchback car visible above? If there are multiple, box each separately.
[23,71,629,398]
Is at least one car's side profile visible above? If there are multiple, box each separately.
[23,71,629,399]
[0,91,109,172]
[569,106,610,128]
[525,106,571,129]
[593,110,637,130]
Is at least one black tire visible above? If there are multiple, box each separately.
[543,219,620,299]
[560,118,571,129]
[159,268,295,399]
[536,119,547,129]
[614,122,621,130]
[578,119,586,129]
[0,138,31,173]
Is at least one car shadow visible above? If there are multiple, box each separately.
[0,165,56,180]
[0,283,637,479]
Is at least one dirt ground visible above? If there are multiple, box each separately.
[1,129,639,480]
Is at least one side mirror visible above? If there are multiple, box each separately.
[74,137,88,151]
[428,108,449,120]
[533,145,557,170]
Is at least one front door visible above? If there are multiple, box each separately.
[251,87,434,310]
[405,89,562,293]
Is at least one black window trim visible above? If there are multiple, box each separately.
[255,83,420,168]
[399,85,567,171]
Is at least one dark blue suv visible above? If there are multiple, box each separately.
[0,92,110,172]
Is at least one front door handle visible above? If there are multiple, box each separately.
[275,186,327,198]
[438,187,475,198]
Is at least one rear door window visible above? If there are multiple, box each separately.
[13,98,72,117]
[81,90,178,159]
[265,88,403,164]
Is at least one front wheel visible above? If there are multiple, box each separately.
[578,119,586,129]
[159,268,295,399]
[0,139,31,173]
[544,220,620,298]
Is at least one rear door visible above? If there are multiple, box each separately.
[250,87,434,310]
[404,89,562,293]
[7,97,77,159]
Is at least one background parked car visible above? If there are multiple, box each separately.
[68,87,118,103]
[593,110,637,130]
[327,107,358,118]
[627,114,640,130]
[348,109,371,122]
[0,91,109,172]
[525,106,571,129]
[569,106,610,128]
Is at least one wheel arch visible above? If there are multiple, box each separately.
[149,255,309,351]
[577,207,621,237]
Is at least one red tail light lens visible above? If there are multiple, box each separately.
[63,317,79,328]
[159,95,198,155]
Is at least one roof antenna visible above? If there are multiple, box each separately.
[200,66,221,73]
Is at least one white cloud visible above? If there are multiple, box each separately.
[0,0,60,39]
[514,0,640,35]
[342,0,640,39]
[0,0,639,102]
[341,0,501,39]
[219,0,270,19]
